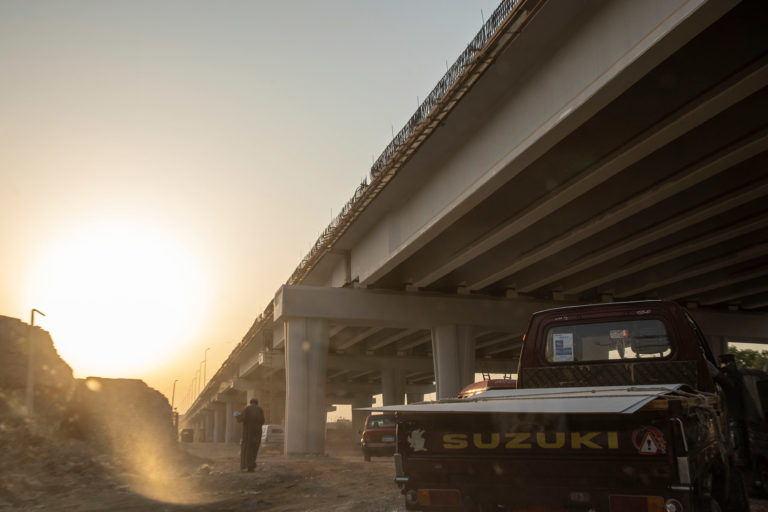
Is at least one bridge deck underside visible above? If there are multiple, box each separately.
[372,1,768,312]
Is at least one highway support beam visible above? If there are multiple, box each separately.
[432,325,475,399]
[381,368,405,406]
[225,399,238,443]
[284,318,329,455]
[351,394,373,432]
[213,402,225,443]
[274,285,544,452]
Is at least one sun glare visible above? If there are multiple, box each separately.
[26,220,211,377]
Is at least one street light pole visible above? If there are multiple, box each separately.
[203,347,210,387]
[171,379,178,410]
[25,308,45,415]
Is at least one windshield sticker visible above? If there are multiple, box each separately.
[632,426,666,455]
[553,333,574,361]
[408,429,427,452]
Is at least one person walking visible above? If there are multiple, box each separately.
[236,398,265,472]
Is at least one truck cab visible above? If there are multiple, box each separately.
[518,301,716,392]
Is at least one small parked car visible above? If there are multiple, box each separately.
[261,424,284,453]
[180,428,194,443]
[360,413,396,461]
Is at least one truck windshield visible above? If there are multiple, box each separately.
[544,318,671,363]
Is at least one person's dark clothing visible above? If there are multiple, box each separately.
[237,404,265,471]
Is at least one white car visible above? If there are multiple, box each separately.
[261,424,284,453]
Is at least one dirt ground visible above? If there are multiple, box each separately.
[6,440,768,512]
[5,442,404,512]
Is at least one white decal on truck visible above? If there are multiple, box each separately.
[408,429,427,452]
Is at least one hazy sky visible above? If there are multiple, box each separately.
[0,0,501,405]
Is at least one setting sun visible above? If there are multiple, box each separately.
[24,219,211,377]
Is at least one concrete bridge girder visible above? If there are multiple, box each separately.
[274,284,557,331]
[268,284,768,454]
[335,0,737,291]
[273,285,548,453]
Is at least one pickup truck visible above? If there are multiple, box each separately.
[373,301,749,512]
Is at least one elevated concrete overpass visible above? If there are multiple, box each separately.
[183,0,768,454]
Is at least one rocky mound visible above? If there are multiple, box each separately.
[0,315,75,417]
[0,315,181,509]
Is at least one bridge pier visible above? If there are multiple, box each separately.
[225,398,238,443]
[203,408,213,442]
[351,394,373,431]
[431,325,475,399]
[407,392,424,404]
[213,402,226,443]
[268,389,285,425]
[284,318,329,455]
[381,368,405,406]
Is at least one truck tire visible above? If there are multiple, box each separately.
[712,465,749,512]
[758,461,768,497]
[725,467,750,512]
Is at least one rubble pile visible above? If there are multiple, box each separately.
[0,317,93,507]
[0,400,108,508]
[0,315,180,508]
[0,315,75,416]
[69,378,176,463]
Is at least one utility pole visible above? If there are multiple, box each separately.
[25,308,45,415]
[203,347,210,387]
[171,379,178,410]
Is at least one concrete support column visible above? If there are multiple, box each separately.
[197,418,205,442]
[225,399,238,443]
[407,393,424,404]
[431,325,475,399]
[269,391,285,425]
[381,368,406,406]
[203,410,214,442]
[351,394,373,432]
[213,403,226,443]
[284,318,329,455]
[260,389,272,423]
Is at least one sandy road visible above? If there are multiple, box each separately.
[16,442,404,512]
[11,441,768,512]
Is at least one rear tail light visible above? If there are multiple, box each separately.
[417,489,462,507]
[610,495,664,512]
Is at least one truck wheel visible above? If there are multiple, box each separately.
[725,468,749,512]
[712,466,749,512]
[708,498,723,512]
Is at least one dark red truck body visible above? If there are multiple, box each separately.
[391,301,748,512]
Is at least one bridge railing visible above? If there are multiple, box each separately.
[370,0,519,179]
[287,0,521,286]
